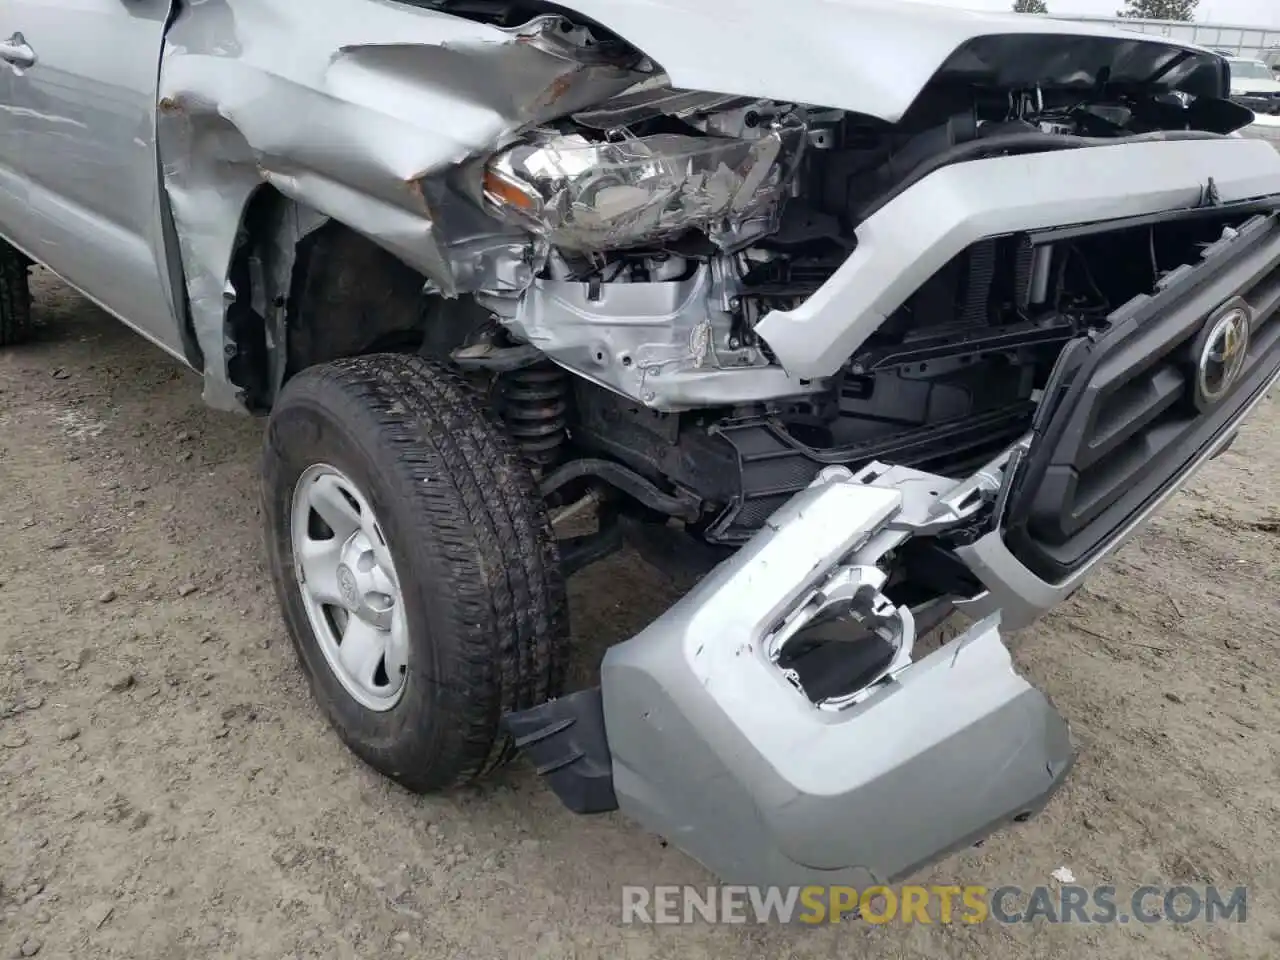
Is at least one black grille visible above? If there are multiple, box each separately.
[1003,214,1280,580]
[960,239,998,325]
[706,405,1031,543]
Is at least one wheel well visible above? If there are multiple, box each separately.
[226,189,432,411]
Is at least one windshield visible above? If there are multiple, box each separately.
[1230,61,1274,81]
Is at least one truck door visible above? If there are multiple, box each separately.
[0,21,31,256]
[1,0,186,358]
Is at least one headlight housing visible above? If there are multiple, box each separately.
[482,125,806,252]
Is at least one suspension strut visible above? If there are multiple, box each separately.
[499,361,569,468]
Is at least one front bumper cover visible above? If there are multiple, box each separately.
[505,187,1280,890]
[600,470,1073,887]
[513,336,1275,885]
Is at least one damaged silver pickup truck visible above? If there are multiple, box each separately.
[1,0,1278,888]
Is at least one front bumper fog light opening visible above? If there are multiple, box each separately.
[768,565,916,709]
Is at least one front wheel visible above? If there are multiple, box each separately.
[0,242,32,347]
[262,354,569,791]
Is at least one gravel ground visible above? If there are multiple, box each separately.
[1,270,1278,959]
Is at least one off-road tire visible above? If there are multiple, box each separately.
[262,353,569,792]
[0,244,32,347]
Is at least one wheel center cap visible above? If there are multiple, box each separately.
[337,564,360,609]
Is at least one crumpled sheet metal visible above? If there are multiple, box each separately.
[571,86,753,130]
[156,0,640,409]
[487,126,806,252]
[248,199,330,403]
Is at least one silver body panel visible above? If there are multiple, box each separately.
[755,137,1280,380]
[504,264,823,411]
[0,0,183,357]
[539,0,1205,124]
[601,470,1073,887]
[157,0,640,408]
[608,615,1073,886]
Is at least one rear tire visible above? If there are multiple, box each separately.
[0,243,32,347]
[262,354,569,791]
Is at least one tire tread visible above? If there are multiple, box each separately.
[0,245,32,347]
[264,354,568,790]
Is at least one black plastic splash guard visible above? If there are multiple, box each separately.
[501,687,618,815]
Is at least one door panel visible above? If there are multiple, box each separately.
[6,0,184,356]
[0,28,31,259]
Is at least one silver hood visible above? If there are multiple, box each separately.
[555,0,1214,123]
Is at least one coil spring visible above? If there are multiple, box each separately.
[500,362,569,468]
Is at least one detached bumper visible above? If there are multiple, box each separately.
[507,217,1280,889]
[604,621,1070,887]
[597,475,1073,887]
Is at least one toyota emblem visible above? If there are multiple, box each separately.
[1194,304,1251,408]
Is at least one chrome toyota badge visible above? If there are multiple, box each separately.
[1195,304,1251,408]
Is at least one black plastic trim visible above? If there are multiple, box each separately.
[1026,197,1280,245]
[707,404,1033,544]
[1003,213,1280,581]
[501,688,618,814]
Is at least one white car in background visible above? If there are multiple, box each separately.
[1228,57,1280,118]
[1249,113,1280,143]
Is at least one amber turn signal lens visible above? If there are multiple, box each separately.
[483,169,539,212]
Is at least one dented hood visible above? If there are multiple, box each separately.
[556,0,1210,123]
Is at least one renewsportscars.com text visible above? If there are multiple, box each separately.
[621,884,1248,925]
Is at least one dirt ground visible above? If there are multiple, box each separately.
[0,268,1277,959]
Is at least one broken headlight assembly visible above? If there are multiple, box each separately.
[481,125,806,252]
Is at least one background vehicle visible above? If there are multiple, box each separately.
[1,0,1278,887]
[1227,57,1280,114]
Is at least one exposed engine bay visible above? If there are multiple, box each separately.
[423,16,1262,578]
[196,2,1276,717]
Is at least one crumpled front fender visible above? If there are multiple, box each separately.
[156,0,641,410]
